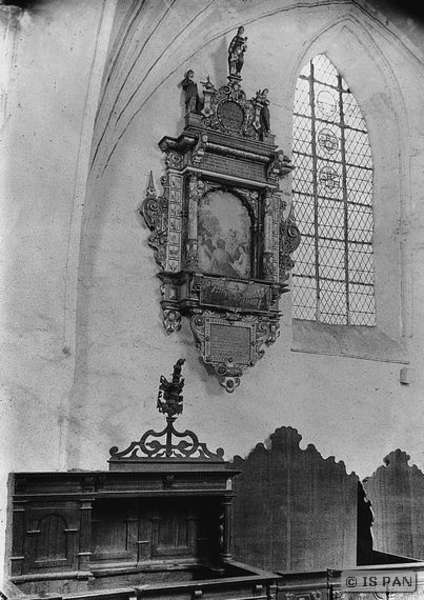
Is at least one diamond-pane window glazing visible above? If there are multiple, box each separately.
[292,55,376,326]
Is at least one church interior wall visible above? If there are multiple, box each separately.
[1,0,424,582]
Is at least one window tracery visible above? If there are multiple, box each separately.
[292,54,375,326]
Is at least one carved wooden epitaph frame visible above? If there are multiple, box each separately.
[141,45,300,392]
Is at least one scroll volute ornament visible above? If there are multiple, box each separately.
[141,27,300,392]
[109,359,225,461]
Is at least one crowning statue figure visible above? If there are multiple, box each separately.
[228,26,248,77]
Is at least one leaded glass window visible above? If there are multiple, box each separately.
[292,54,376,326]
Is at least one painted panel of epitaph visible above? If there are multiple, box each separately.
[364,450,424,560]
[200,278,270,312]
[198,190,251,280]
[231,427,358,572]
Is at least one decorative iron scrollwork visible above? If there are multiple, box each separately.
[109,359,225,461]
[109,419,224,461]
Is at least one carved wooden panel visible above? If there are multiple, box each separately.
[231,426,359,572]
[150,499,196,559]
[37,515,67,561]
[364,449,424,560]
[24,502,79,573]
[91,499,139,565]
[90,496,221,568]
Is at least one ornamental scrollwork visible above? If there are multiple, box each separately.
[109,359,225,462]
[109,419,225,461]
[268,151,292,184]
[190,310,280,393]
[280,212,301,282]
[164,151,183,169]
[201,78,257,140]
[163,308,182,335]
[141,171,168,270]
[233,187,259,219]
[192,133,208,165]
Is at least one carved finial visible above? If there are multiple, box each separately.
[228,26,247,80]
[200,76,216,118]
[157,358,186,419]
[201,75,214,91]
[146,170,156,197]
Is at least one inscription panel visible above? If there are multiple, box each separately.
[203,154,265,182]
[206,321,253,364]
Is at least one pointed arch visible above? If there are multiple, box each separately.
[287,14,410,360]
[291,54,375,326]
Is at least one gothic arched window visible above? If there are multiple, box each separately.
[292,55,376,326]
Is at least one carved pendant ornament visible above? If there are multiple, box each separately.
[141,27,300,392]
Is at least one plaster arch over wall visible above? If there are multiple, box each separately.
[91,0,417,177]
[64,0,424,481]
[287,14,411,358]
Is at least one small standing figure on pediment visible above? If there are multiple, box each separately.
[259,88,271,140]
[228,26,248,77]
[181,69,200,114]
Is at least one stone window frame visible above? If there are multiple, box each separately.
[287,18,409,364]
[291,54,376,328]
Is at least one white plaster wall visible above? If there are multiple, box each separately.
[1,0,424,581]
[0,0,117,581]
[72,0,424,480]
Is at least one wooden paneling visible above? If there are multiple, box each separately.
[91,499,139,564]
[24,501,79,573]
[231,426,359,572]
[364,449,424,560]
[9,469,280,599]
